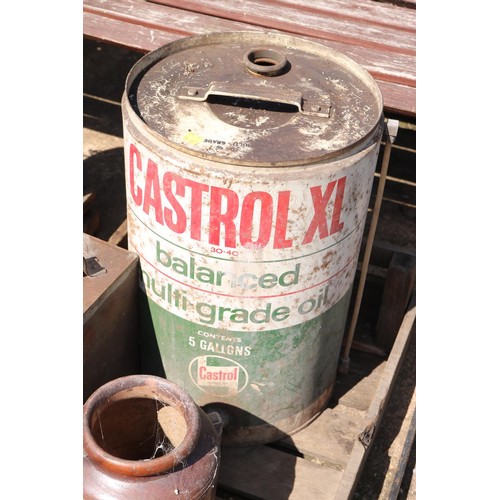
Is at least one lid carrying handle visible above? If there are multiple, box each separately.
[178,81,331,118]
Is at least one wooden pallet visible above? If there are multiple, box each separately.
[82,225,416,497]
[82,215,416,498]
[215,299,416,499]
[82,0,416,117]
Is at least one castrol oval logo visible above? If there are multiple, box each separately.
[189,355,249,396]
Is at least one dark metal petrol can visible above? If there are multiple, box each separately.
[121,31,384,445]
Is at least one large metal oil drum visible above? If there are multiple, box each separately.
[122,31,384,446]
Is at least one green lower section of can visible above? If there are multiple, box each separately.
[139,287,352,436]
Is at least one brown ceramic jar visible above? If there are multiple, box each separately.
[83,375,222,499]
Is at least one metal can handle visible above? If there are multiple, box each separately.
[178,81,331,118]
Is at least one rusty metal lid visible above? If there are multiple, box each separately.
[126,32,383,167]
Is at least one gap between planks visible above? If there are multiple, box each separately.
[334,295,416,499]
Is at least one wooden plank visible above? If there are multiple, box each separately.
[150,0,416,55]
[376,80,415,117]
[407,466,417,499]
[373,172,416,205]
[337,361,386,412]
[375,252,416,350]
[218,445,344,499]
[83,191,95,214]
[384,388,417,500]
[276,404,367,469]
[83,12,177,53]
[83,0,269,43]
[83,7,416,116]
[332,349,385,402]
[83,0,415,85]
[268,0,416,31]
[379,0,416,7]
[108,219,129,247]
[335,296,416,499]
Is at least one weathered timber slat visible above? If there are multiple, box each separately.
[337,361,386,412]
[267,0,416,31]
[276,404,368,469]
[215,313,414,499]
[335,297,416,499]
[83,12,178,53]
[371,176,416,207]
[84,0,267,38]
[385,388,417,500]
[379,0,416,7]
[83,192,95,214]
[150,0,415,55]
[107,219,129,247]
[83,1,416,116]
[375,252,416,351]
[218,445,344,499]
[376,81,415,117]
[83,0,415,86]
